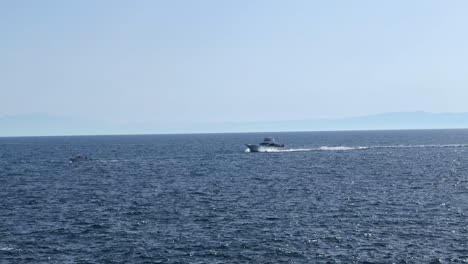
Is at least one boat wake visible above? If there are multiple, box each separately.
[318,146,368,151]
[245,144,468,153]
[251,148,316,153]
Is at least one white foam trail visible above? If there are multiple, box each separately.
[375,144,468,149]
[245,147,314,153]
[318,146,368,151]
[246,144,468,153]
[253,147,361,153]
[263,148,314,152]
[95,159,133,163]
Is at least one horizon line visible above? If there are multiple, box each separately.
[2,127,468,139]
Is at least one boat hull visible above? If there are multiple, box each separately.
[245,144,284,152]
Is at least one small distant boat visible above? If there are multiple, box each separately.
[69,155,91,163]
[245,137,285,152]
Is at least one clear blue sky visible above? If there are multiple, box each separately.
[2,0,468,125]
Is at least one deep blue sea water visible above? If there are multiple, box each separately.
[1,130,468,263]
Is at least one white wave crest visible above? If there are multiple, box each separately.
[0,247,20,252]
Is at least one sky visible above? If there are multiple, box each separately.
[1,0,468,127]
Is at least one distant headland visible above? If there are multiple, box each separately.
[1,111,468,137]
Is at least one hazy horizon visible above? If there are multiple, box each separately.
[2,111,468,137]
[2,1,468,135]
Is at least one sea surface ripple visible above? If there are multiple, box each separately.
[1,130,468,263]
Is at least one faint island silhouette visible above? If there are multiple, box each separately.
[1,111,468,137]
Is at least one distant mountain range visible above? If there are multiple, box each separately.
[1,111,468,137]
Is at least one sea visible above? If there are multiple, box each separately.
[1,130,467,263]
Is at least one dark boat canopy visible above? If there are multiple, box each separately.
[259,137,284,147]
